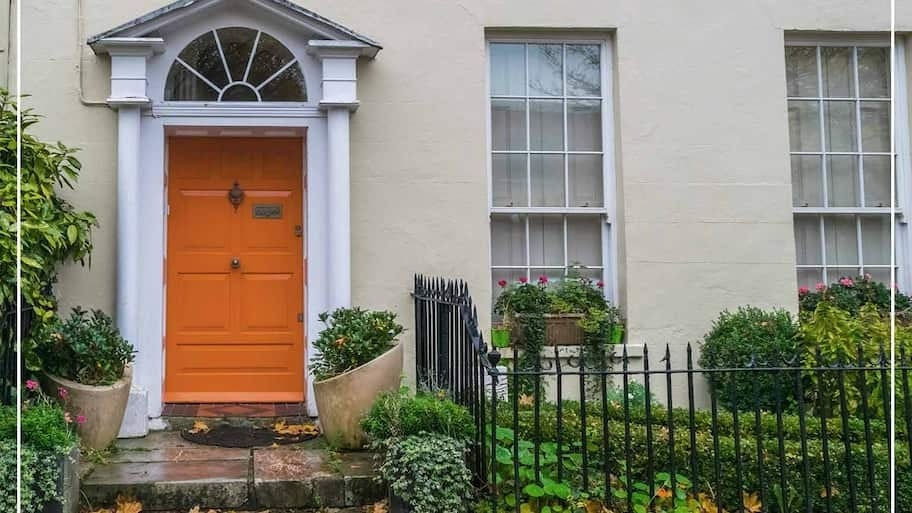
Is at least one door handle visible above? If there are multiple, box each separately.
[230,257,241,269]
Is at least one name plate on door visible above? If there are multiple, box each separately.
[252,204,283,219]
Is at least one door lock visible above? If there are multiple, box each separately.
[230,257,241,269]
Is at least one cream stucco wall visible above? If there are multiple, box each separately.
[18,1,903,397]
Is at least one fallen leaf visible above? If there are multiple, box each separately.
[187,508,200,513]
[518,394,534,406]
[742,491,762,513]
[188,421,210,434]
[114,495,143,513]
[273,420,320,436]
[372,500,389,513]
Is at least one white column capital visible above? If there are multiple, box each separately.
[307,40,373,111]
[92,37,164,106]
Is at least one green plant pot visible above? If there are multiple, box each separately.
[611,325,625,344]
[491,327,511,348]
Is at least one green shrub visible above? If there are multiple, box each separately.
[798,274,910,323]
[0,90,97,370]
[0,440,63,513]
[38,307,134,385]
[0,403,75,451]
[490,399,902,513]
[380,434,474,513]
[698,307,801,412]
[362,387,474,444]
[308,307,403,381]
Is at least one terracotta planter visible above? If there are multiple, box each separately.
[511,313,585,346]
[313,344,403,449]
[43,365,133,450]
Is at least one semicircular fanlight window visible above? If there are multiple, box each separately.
[164,27,307,102]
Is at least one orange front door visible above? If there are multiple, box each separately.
[165,137,305,403]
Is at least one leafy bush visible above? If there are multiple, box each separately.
[798,274,911,323]
[361,386,474,444]
[698,307,800,411]
[380,434,474,513]
[490,399,902,513]
[0,440,62,513]
[38,307,134,385]
[0,403,75,452]
[0,90,97,369]
[308,307,403,381]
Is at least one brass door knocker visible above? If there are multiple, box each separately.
[228,181,244,212]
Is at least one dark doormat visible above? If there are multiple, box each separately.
[180,421,320,448]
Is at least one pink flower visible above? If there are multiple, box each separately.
[64,412,72,424]
[497,279,507,288]
[538,275,549,284]
[76,415,86,425]
[798,286,810,295]
[518,277,528,284]
[58,387,68,399]
[596,280,605,289]
[839,277,854,287]
[815,283,827,292]
[25,380,38,391]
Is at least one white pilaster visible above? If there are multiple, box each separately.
[308,40,372,309]
[116,105,141,347]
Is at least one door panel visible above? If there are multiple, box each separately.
[165,136,305,403]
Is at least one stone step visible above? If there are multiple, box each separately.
[81,432,384,512]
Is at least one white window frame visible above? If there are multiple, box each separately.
[895,36,912,293]
[784,34,908,290]
[485,35,618,303]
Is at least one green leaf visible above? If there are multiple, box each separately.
[523,483,545,498]
[66,224,77,243]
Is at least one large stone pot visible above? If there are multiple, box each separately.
[314,344,403,449]
[43,365,133,450]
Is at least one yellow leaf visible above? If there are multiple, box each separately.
[114,495,143,513]
[273,420,320,436]
[187,508,200,513]
[742,492,762,513]
[518,394,534,407]
[188,421,210,434]
[372,500,389,513]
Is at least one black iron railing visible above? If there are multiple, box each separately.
[413,274,909,513]
[0,300,31,406]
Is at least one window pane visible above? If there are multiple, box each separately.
[567,100,602,151]
[861,215,891,266]
[530,155,565,207]
[216,27,258,82]
[222,84,258,101]
[567,215,602,266]
[493,154,528,207]
[530,268,565,283]
[492,268,526,304]
[491,99,527,151]
[568,155,603,207]
[788,101,820,151]
[566,44,600,96]
[794,216,822,265]
[164,62,219,101]
[826,155,860,207]
[829,267,860,282]
[797,268,823,289]
[491,214,526,266]
[247,32,294,87]
[258,63,307,101]
[791,155,823,207]
[863,155,891,207]
[824,215,859,266]
[858,47,889,98]
[821,47,853,97]
[178,30,229,88]
[823,101,857,151]
[490,43,526,96]
[530,100,563,150]
[528,44,562,96]
[860,101,890,152]
[785,47,818,97]
[866,268,892,284]
[529,215,564,266]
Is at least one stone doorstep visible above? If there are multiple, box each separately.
[81,432,383,512]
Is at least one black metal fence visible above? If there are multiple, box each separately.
[413,274,908,513]
[0,300,30,406]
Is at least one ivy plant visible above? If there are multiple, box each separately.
[379,433,474,513]
[0,90,96,369]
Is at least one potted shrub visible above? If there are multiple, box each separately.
[37,307,135,450]
[362,387,475,513]
[310,307,404,449]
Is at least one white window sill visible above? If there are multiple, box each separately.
[494,343,644,360]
